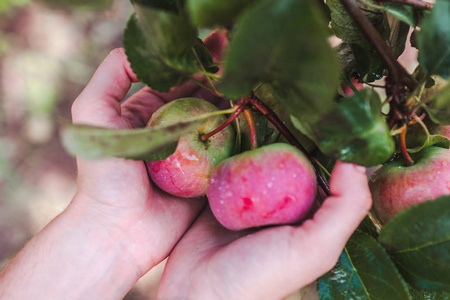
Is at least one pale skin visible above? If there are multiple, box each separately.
[0,32,372,300]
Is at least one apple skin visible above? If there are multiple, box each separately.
[207,143,317,231]
[341,77,364,97]
[437,125,450,139]
[369,146,450,225]
[146,98,235,198]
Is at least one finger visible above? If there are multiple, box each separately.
[71,48,138,127]
[300,161,372,251]
[120,87,166,128]
[158,207,253,296]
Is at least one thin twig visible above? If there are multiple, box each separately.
[243,108,258,150]
[399,126,414,165]
[248,94,331,196]
[191,46,220,94]
[201,97,249,141]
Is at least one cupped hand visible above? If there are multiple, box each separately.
[69,31,228,277]
[157,162,372,300]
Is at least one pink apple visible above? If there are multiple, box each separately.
[341,77,364,97]
[369,146,450,225]
[146,98,235,198]
[436,125,450,139]
[207,143,317,231]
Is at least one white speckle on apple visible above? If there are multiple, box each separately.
[182,152,199,161]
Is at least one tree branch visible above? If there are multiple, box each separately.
[339,0,418,91]
[248,94,331,196]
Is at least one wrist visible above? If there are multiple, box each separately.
[0,195,142,300]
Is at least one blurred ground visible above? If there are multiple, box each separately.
[0,1,417,299]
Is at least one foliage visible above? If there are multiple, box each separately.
[379,196,450,292]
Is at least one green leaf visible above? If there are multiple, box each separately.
[379,196,450,292]
[132,3,196,58]
[423,84,450,125]
[417,0,450,78]
[219,0,339,119]
[327,0,390,47]
[253,84,317,153]
[186,0,255,27]
[60,105,230,160]
[409,286,450,300]
[292,88,395,167]
[386,14,410,59]
[327,0,391,82]
[130,0,185,12]
[358,215,379,239]
[192,38,219,74]
[365,2,418,27]
[351,44,386,82]
[124,4,198,92]
[408,134,450,153]
[60,120,201,161]
[318,230,412,300]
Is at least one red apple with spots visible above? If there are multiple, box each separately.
[369,146,450,225]
[146,98,235,198]
[207,143,317,231]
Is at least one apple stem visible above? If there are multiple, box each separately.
[243,107,258,150]
[201,97,249,142]
[248,94,331,196]
[399,126,414,166]
[365,82,386,89]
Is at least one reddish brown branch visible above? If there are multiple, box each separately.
[399,126,414,165]
[339,0,418,91]
[248,94,331,196]
[201,97,249,141]
[243,108,258,150]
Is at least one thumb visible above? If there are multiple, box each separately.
[304,161,372,252]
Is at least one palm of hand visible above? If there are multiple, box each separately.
[158,162,371,300]
[70,32,227,276]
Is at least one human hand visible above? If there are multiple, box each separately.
[70,31,228,277]
[0,31,231,300]
[157,161,372,300]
